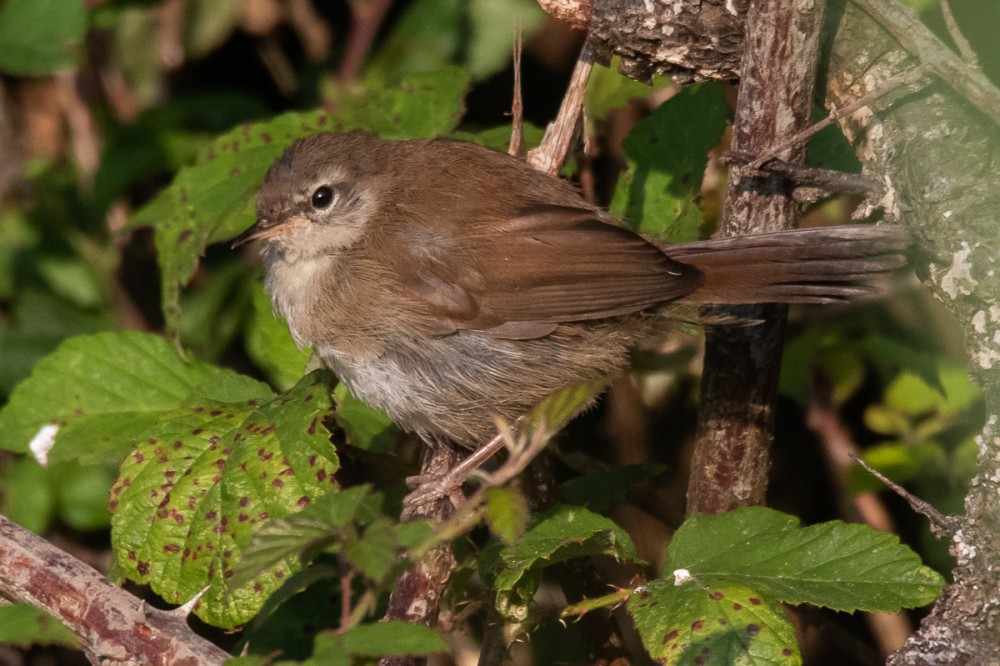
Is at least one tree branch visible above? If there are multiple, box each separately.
[0,515,229,666]
[686,0,827,515]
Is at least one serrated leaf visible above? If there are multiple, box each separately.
[0,331,260,464]
[344,516,400,582]
[481,505,637,620]
[610,82,727,242]
[666,507,944,612]
[629,580,799,665]
[110,370,339,628]
[484,486,530,545]
[0,0,85,76]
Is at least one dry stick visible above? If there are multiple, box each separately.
[726,152,878,199]
[287,0,333,62]
[526,42,594,176]
[508,30,526,158]
[0,514,229,666]
[686,0,828,516]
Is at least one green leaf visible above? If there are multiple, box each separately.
[331,66,470,140]
[0,457,55,533]
[363,0,462,83]
[0,0,86,76]
[344,516,402,582]
[183,0,241,59]
[629,581,800,665]
[110,370,339,628]
[884,363,981,418]
[666,507,944,612]
[0,331,259,464]
[236,568,342,661]
[0,603,78,649]
[51,461,115,531]
[452,122,544,153]
[481,505,637,620]
[484,486,530,545]
[610,82,727,242]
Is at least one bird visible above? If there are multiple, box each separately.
[233,130,907,450]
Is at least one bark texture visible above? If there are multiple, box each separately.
[822,2,1000,663]
[0,515,229,666]
[686,0,826,515]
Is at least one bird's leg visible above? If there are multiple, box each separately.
[403,431,508,509]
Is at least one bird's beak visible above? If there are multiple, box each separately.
[231,215,310,248]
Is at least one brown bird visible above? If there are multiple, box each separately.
[234,131,906,448]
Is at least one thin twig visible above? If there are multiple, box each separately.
[509,30,526,158]
[850,454,957,538]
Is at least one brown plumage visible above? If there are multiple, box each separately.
[234,131,907,445]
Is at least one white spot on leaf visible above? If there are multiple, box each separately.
[673,569,694,586]
[29,424,59,467]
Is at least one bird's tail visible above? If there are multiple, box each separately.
[661,225,910,304]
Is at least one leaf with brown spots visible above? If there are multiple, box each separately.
[110,370,338,628]
[628,581,798,665]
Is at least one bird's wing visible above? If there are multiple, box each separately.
[386,204,703,339]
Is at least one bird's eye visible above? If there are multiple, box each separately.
[311,185,336,209]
